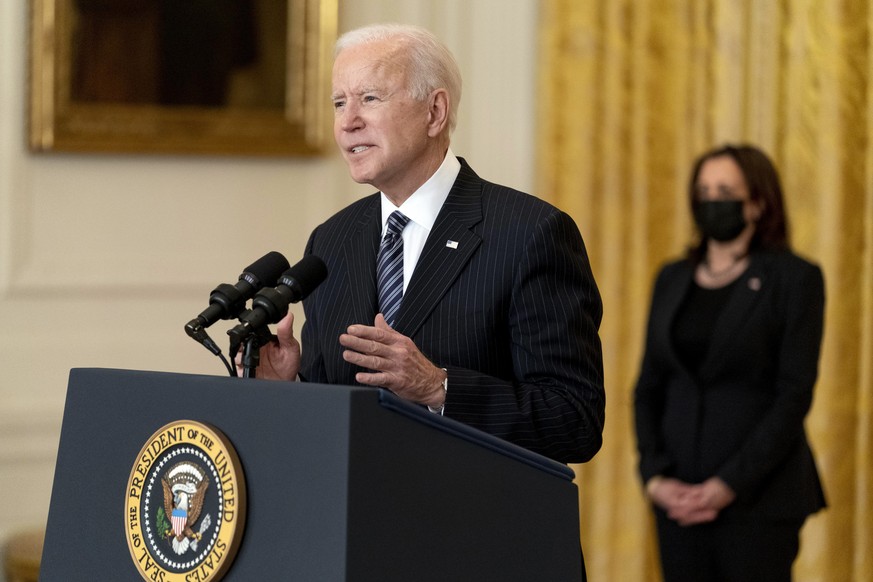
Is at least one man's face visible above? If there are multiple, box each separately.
[331,40,434,199]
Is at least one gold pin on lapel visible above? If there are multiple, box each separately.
[446,240,459,249]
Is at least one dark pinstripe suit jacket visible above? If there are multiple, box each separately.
[299,159,605,463]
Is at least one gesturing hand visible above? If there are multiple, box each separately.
[339,314,446,409]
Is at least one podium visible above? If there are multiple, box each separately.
[40,368,583,581]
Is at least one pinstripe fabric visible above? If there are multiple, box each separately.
[300,159,605,463]
[376,211,410,327]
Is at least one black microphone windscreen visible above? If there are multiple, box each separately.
[242,251,291,287]
[280,255,328,301]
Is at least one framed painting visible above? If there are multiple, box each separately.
[29,0,337,156]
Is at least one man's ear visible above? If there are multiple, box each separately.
[426,89,450,137]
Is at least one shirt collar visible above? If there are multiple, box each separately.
[380,148,461,232]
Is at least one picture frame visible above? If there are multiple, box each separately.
[29,0,337,156]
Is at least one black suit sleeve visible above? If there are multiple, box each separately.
[716,261,825,497]
[298,227,328,384]
[633,266,677,483]
[446,209,605,463]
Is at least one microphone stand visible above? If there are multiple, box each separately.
[241,334,260,378]
[231,324,275,379]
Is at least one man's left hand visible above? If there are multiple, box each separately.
[340,314,447,409]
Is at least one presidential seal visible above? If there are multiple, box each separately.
[125,420,246,582]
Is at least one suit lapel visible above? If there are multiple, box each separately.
[699,253,767,375]
[342,196,381,324]
[659,262,695,373]
[393,162,483,338]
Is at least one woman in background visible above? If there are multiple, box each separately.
[634,144,826,581]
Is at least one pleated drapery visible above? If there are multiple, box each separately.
[538,1,873,580]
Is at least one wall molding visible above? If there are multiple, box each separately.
[0,406,62,464]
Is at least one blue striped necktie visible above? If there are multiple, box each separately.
[377,211,410,327]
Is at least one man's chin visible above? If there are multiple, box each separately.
[347,171,372,186]
[345,165,376,187]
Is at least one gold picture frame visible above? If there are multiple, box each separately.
[29,0,337,156]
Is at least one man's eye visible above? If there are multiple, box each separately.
[363,95,378,103]
[333,100,345,110]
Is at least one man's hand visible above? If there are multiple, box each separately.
[235,312,300,380]
[339,314,447,409]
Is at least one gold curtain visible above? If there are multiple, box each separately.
[538,1,873,580]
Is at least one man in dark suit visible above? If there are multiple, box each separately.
[256,23,605,465]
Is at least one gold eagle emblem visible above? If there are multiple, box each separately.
[161,461,211,555]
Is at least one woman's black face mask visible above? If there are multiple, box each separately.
[694,200,747,242]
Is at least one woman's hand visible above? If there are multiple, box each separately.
[646,475,736,526]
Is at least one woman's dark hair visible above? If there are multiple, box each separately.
[687,144,790,262]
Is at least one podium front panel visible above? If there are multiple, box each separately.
[40,368,582,581]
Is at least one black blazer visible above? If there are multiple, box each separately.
[298,159,605,463]
[634,250,826,520]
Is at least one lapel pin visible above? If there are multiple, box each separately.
[748,277,761,291]
[446,240,459,249]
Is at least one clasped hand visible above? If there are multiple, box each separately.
[647,476,736,527]
[242,312,446,410]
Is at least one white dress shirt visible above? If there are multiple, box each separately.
[379,149,462,293]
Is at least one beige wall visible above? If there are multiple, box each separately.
[0,0,540,548]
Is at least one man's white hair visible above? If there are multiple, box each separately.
[336,23,462,134]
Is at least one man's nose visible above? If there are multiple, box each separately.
[338,103,363,131]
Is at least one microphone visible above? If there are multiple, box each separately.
[185,251,291,352]
[227,255,327,346]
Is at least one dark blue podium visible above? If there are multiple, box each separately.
[40,368,583,581]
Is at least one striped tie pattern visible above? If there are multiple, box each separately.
[377,211,410,327]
